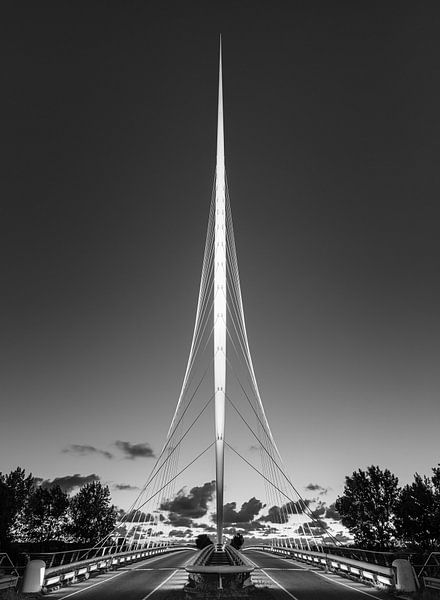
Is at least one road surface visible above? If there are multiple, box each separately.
[48,548,393,599]
[244,549,392,599]
[49,549,193,600]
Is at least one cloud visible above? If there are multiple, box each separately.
[113,483,139,491]
[115,440,155,459]
[39,473,100,493]
[166,513,193,528]
[160,481,215,518]
[124,510,165,523]
[62,444,113,459]
[198,524,216,532]
[305,483,328,495]
[310,501,326,520]
[224,520,268,532]
[169,529,192,538]
[325,503,342,521]
[249,445,259,452]
[260,499,311,523]
[222,497,264,524]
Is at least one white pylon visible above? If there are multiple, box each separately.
[214,37,226,546]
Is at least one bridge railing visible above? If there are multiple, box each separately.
[286,543,411,567]
[0,553,19,591]
[247,545,396,590]
[24,544,193,593]
[416,552,440,591]
[28,541,169,569]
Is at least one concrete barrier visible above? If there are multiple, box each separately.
[22,559,46,593]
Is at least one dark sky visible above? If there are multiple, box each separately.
[2,1,440,510]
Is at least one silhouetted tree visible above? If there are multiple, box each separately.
[230,533,244,550]
[335,465,399,550]
[0,467,35,546]
[395,467,440,552]
[68,481,117,545]
[23,485,69,543]
[0,480,13,550]
[195,534,213,549]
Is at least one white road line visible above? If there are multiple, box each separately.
[314,571,385,599]
[245,554,300,600]
[246,549,385,600]
[141,569,178,599]
[56,550,189,598]
[120,567,181,571]
[262,568,309,571]
[261,570,301,600]
[59,571,125,598]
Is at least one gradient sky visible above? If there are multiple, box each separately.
[2,2,439,515]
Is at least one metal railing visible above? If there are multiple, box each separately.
[246,545,395,589]
[277,543,410,567]
[416,552,440,590]
[28,541,170,569]
[0,553,19,591]
[26,544,193,593]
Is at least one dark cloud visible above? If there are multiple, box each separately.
[222,497,264,524]
[160,481,215,518]
[310,501,326,520]
[62,444,113,459]
[124,510,164,523]
[39,473,100,493]
[198,524,216,532]
[325,503,342,521]
[249,445,259,452]
[166,513,193,528]
[169,529,192,538]
[224,520,268,533]
[260,499,311,523]
[297,519,328,534]
[113,483,139,491]
[305,483,328,495]
[115,440,155,459]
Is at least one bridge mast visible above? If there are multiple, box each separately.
[214,38,226,546]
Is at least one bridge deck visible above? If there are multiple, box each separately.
[45,548,394,600]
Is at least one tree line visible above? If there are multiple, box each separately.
[2,464,439,554]
[0,468,117,550]
[335,464,440,552]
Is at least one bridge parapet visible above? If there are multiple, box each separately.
[246,545,396,590]
[416,552,440,592]
[23,545,193,594]
[0,553,19,592]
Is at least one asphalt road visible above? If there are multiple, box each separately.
[244,549,393,600]
[48,548,394,600]
[49,549,193,600]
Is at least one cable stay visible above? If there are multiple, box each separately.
[91,48,341,555]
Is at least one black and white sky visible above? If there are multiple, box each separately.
[2,1,440,512]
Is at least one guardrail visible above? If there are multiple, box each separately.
[0,553,19,591]
[416,552,440,591]
[28,542,170,569]
[245,545,395,590]
[30,545,193,593]
[311,544,411,567]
